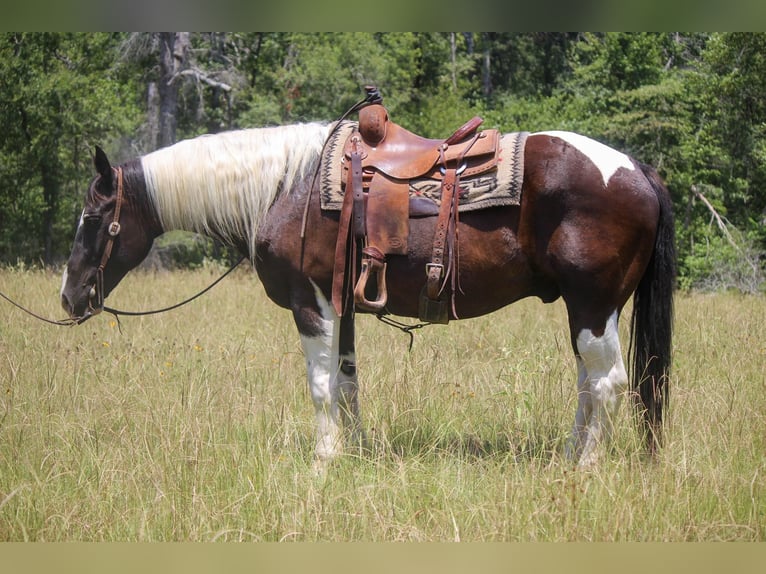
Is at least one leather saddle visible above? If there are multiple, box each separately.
[331,94,501,324]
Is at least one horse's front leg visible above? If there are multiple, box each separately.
[294,280,362,473]
[338,310,365,451]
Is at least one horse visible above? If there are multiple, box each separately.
[60,120,675,470]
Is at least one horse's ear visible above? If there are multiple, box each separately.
[94,146,112,180]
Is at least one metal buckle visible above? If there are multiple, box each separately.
[107,221,121,237]
[425,263,444,277]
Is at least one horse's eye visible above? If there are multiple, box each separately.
[82,213,101,227]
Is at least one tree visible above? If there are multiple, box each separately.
[0,33,139,264]
[699,33,766,230]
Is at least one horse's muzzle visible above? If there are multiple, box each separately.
[60,286,101,325]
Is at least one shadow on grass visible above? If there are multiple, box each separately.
[366,424,569,464]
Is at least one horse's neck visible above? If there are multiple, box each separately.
[122,159,164,238]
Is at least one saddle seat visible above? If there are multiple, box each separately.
[346,103,500,181]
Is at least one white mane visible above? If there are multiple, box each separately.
[141,123,331,256]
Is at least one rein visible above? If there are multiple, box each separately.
[102,255,245,320]
[0,290,76,326]
[90,166,247,323]
[374,313,430,352]
[300,86,383,240]
[1,166,245,328]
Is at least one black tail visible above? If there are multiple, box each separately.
[630,164,676,453]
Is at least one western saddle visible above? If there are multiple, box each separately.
[331,87,501,324]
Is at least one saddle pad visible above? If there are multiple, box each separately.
[319,120,527,212]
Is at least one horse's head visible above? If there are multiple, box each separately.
[60,147,160,324]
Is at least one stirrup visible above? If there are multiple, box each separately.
[354,246,388,312]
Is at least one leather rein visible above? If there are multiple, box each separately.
[90,166,246,323]
[0,166,244,327]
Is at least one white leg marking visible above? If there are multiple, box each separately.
[566,357,590,461]
[300,281,342,468]
[573,311,628,468]
[537,131,635,186]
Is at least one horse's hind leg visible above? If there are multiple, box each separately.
[294,280,363,473]
[568,310,629,468]
[566,357,590,459]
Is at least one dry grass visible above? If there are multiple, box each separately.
[1,267,764,541]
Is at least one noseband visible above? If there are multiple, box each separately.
[89,166,124,315]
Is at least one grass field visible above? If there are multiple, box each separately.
[0,266,764,541]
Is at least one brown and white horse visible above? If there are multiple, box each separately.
[60,122,675,470]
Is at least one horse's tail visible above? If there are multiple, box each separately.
[630,163,676,453]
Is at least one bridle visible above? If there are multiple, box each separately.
[88,166,125,316]
[83,165,245,324]
[4,164,243,327]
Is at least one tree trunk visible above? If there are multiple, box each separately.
[450,32,457,90]
[146,81,160,151]
[156,32,190,149]
[482,33,492,97]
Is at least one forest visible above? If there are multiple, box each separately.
[1,32,764,292]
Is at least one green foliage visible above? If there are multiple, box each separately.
[0,33,140,264]
[2,32,765,291]
[570,32,664,92]
[240,33,422,124]
[697,33,766,223]
[679,224,765,294]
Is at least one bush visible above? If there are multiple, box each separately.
[679,229,765,294]
[140,231,239,271]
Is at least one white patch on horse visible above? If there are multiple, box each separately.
[570,310,629,468]
[299,280,343,473]
[60,210,85,298]
[60,268,69,298]
[538,130,634,187]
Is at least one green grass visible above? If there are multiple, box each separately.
[1,267,764,541]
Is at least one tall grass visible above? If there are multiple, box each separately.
[1,267,764,540]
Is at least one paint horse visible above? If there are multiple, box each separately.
[60,112,675,470]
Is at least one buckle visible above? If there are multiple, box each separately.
[107,221,121,237]
[425,263,444,278]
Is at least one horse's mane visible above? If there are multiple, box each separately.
[141,122,331,256]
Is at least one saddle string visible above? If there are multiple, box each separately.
[433,132,481,317]
[373,313,430,352]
